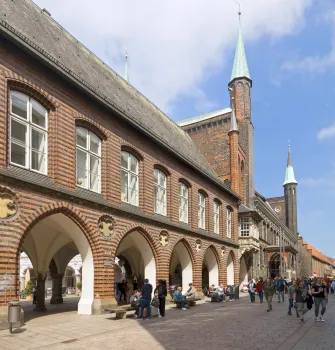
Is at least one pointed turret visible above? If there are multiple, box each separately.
[229,106,238,132]
[283,145,297,185]
[283,144,298,236]
[124,50,129,83]
[230,12,250,83]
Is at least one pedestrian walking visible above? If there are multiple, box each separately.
[256,277,264,303]
[312,277,328,322]
[248,279,256,303]
[138,278,153,320]
[288,280,298,317]
[294,279,308,323]
[264,278,275,312]
[331,280,335,294]
[155,279,167,317]
[276,277,285,303]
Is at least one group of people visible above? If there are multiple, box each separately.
[130,279,167,320]
[247,276,331,323]
[172,283,198,310]
[204,284,235,302]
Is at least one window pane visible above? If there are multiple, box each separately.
[31,100,46,128]
[90,155,99,176]
[121,170,128,202]
[159,171,166,187]
[130,154,138,173]
[121,152,128,169]
[90,174,100,192]
[11,92,28,119]
[129,188,138,206]
[31,129,46,153]
[11,119,27,145]
[11,142,26,166]
[76,127,87,148]
[129,173,137,191]
[90,132,100,155]
[31,151,46,173]
[154,169,158,184]
[154,186,158,212]
[76,149,87,187]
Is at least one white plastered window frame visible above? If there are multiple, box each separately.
[154,168,167,216]
[198,192,206,230]
[240,217,250,237]
[213,201,220,234]
[226,208,232,238]
[9,91,48,175]
[179,182,189,224]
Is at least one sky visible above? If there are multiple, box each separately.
[34,0,334,257]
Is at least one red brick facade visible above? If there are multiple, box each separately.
[0,36,240,312]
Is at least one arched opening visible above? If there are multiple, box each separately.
[115,229,156,302]
[227,252,235,285]
[169,240,193,292]
[202,248,219,290]
[239,255,248,289]
[20,213,94,317]
[269,254,281,279]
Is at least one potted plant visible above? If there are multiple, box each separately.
[76,282,82,296]
[24,280,34,301]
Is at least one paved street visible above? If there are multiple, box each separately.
[0,294,334,350]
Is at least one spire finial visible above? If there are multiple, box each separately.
[124,48,129,83]
[236,2,241,17]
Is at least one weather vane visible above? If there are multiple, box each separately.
[236,1,241,16]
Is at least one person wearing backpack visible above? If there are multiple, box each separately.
[155,280,167,317]
[293,279,308,323]
[276,277,285,303]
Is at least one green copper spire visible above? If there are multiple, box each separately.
[230,12,251,82]
[124,49,129,83]
[283,144,297,185]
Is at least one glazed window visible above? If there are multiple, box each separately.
[121,151,139,206]
[76,127,101,192]
[240,217,250,237]
[179,183,188,224]
[10,91,48,174]
[198,193,206,229]
[213,201,220,234]
[227,208,232,238]
[154,169,166,216]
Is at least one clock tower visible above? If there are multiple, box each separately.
[283,145,298,236]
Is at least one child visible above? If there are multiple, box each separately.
[130,290,140,319]
[151,290,160,317]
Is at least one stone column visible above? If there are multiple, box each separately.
[50,274,64,304]
[34,274,47,312]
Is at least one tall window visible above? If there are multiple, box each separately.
[276,235,279,246]
[179,183,188,223]
[227,208,232,238]
[76,127,101,192]
[10,91,48,174]
[154,169,166,215]
[240,217,250,237]
[213,201,220,234]
[198,193,206,229]
[121,151,139,206]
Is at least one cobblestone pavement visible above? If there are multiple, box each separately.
[0,294,334,350]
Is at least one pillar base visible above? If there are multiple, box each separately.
[33,305,47,312]
[50,296,63,304]
[92,298,118,315]
[0,306,24,331]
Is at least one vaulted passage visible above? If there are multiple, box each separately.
[115,230,156,300]
[202,248,219,289]
[21,213,94,316]
[169,241,193,292]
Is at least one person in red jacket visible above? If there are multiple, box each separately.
[256,277,264,303]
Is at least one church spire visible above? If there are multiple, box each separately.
[283,144,297,185]
[230,10,251,82]
[124,49,129,83]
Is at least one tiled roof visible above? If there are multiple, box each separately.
[0,0,238,199]
[304,241,330,264]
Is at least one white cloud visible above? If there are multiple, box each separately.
[317,122,335,141]
[34,0,311,116]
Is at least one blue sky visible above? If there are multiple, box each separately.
[34,0,334,256]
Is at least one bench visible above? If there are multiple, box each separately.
[104,305,136,319]
[174,297,201,308]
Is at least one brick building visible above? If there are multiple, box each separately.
[0,0,241,325]
[298,239,332,278]
[177,13,299,284]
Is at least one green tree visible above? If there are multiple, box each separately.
[76,282,82,290]
[24,280,34,296]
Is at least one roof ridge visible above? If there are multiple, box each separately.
[177,107,232,127]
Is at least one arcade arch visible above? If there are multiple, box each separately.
[202,247,219,289]
[227,252,235,285]
[169,240,193,292]
[21,213,94,315]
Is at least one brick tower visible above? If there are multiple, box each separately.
[283,145,298,235]
[228,11,254,207]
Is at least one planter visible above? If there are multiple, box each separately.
[26,294,33,301]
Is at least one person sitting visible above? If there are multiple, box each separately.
[217,284,225,302]
[130,290,141,318]
[184,283,197,300]
[151,290,160,317]
[173,285,188,310]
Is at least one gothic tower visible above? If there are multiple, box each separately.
[228,11,254,207]
[283,145,298,235]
